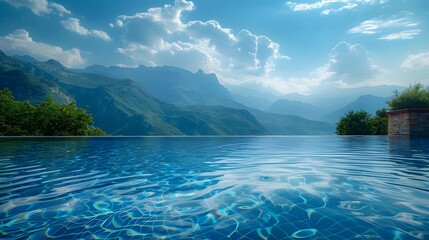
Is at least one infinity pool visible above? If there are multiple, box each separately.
[0,136,428,239]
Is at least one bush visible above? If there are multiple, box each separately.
[370,108,388,135]
[388,83,429,110]
[0,88,107,136]
[336,109,387,135]
[336,110,373,135]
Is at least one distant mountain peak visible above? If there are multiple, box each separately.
[44,59,65,68]
[322,94,390,123]
[0,49,5,56]
[13,55,38,63]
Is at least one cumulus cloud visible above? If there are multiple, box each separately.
[287,0,387,15]
[116,0,287,79]
[115,20,123,27]
[318,42,380,84]
[401,52,429,70]
[0,0,70,16]
[280,42,382,92]
[349,16,420,40]
[117,40,221,72]
[118,0,194,32]
[61,18,111,41]
[0,29,84,68]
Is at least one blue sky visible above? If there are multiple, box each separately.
[0,0,428,94]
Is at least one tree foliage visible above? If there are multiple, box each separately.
[336,109,387,135]
[0,88,107,136]
[388,83,429,110]
[370,108,388,135]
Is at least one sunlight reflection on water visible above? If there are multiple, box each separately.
[0,136,428,239]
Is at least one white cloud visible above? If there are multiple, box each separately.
[401,52,429,70]
[287,0,386,15]
[118,0,194,33]
[0,0,70,16]
[349,17,418,35]
[0,29,84,68]
[115,20,123,27]
[116,0,288,81]
[326,42,380,84]
[379,29,421,40]
[349,15,420,40]
[321,3,358,15]
[297,42,380,87]
[279,42,382,93]
[48,2,71,16]
[117,40,222,73]
[61,18,111,41]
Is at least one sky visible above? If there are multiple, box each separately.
[0,0,428,95]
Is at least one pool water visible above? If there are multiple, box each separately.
[0,136,428,239]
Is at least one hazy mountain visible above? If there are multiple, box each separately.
[283,85,402,113]
[85,65,242,108]
[226,84,280,110]
[0,52,267,135]
[266,99,324,120]
[249,109,335,135]
[323,94,390,123]
[1,51,338,135]
[12,55,39,63]
[230,93,273,110]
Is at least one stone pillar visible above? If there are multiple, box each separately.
[388,109,429,136]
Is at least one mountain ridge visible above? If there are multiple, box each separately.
[266,99,324,121]
[0,52,267,135]
[322,94,390,123]
[1,51,335,135]
[85,64,243,108]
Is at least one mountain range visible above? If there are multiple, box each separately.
[0,50,334,135]
[84,65,242,108]
[227,82,401,124]
[322,94,390,123]
[266,99,323,121]
[264,94,390,123]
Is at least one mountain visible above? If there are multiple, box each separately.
[323,94,390,123]
[0,52,267,135]
[266,99,324,121]
[226,84,280,110]
[12,55,39,63]
[283,85,402,113]
[249,109,335,135]
[0,68,72,104]
[231,93,273,111]
[1,52,338,135]
[84,65,242,108]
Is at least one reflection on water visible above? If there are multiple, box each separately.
[0,136,428,239]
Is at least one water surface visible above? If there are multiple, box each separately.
[0,136,428,239]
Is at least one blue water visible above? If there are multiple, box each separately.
[0,136,428,239]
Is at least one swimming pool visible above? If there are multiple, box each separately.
[1,136,428,239]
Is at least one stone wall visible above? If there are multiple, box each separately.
[388,108,429,136]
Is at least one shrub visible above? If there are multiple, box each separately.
[0,88,107,136]
[336,108,388,135]
[336,110,373,135]
[388,83,429,110]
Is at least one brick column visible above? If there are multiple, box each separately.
[388,108,429,136]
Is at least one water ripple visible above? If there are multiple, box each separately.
[0,136,428,239]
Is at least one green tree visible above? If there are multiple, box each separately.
[336,109,388,135]
[336,110,373,135]
[370,108,388,135]
[0,88,107,136]
[388,83,429,110]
